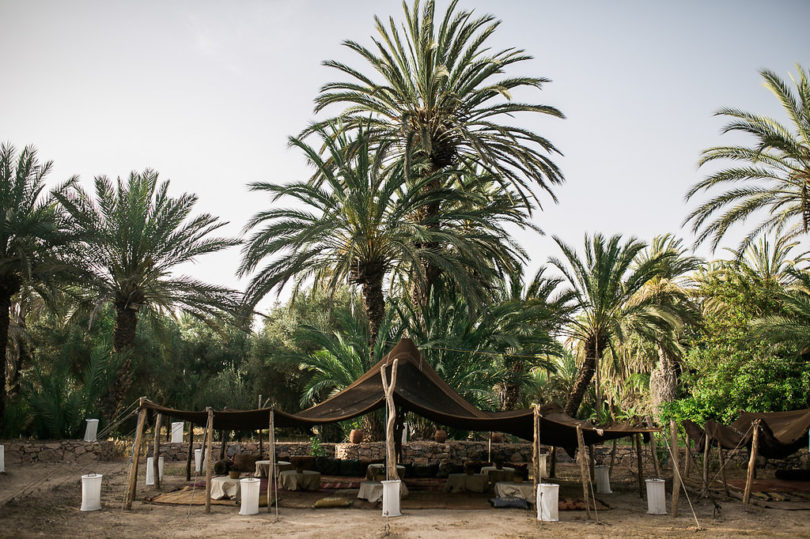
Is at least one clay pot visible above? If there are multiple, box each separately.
[349,429,363,444]
[434,429,447,443]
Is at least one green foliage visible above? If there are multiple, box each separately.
[309,436,326,457]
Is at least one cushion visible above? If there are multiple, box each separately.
[313,496,353,508]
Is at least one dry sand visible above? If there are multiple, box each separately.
[1,460,809,538]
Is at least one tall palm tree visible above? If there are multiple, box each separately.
[685,64,810,251]
[309,0,564,304]
[0,143,69,424]
[550,234,676,418]
[54,170,240,414]
[632,235,701,419]
[240,125,525,349]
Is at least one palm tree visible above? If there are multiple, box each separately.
[550,234,676,418]
[309,0,564,304]
[632,235,701,419]
[54,170,240,414]
[685,64,810,251]
[240,125,526,349]
[0,143,69,425]
[751,268,810,353]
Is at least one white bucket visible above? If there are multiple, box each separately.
[158,456,164,481]
[81,473,103,511]
[381,479,402,517]
[171,422,184,443]
[595,465,612,494]
[239,478,260,515]
[84,419,99,442]
[536,483,559,522]
[194,448,202,473]
[146,457,155,485]
[645,478,666,514]
[0,444,4,473]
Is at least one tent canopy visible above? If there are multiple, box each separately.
[142,338,653,449]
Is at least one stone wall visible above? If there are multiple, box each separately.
[1,440,127,465]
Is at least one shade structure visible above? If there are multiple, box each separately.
[138,339,654,451]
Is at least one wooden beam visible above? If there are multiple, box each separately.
[125,398,147,510]
[576,425,592,519]
[670,420,680,517]
[152,413,162,489]
[186,424,193,481]
[635,433,645,499]
[742,419,761,506]
[204,407,214,513]
[380,359,400,481]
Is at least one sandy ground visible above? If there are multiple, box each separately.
[1,460,809,538]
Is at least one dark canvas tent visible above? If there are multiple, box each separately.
[683,409,810,459]
[142,338,651,450]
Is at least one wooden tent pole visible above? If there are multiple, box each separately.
[533,406,541,495]
[608,438,617,475]
[186,423,194,481]
[575,425,592,519]
[718,444,729,497]
[380,358,400,481]
[588,444,595,481]
[204,407,214,514]
[635,433,645,498]
[683,434,691,477]
[268,410,275,514]
[670,420,680,517]
[219,430,227,460]
[648,420,661,478]
[125,398,147,510]
[742,419,761,506]
[702,432,711,497]
[152,413,162,489]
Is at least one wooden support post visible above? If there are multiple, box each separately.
[588,444,595,481]
[268,410,275,513]
[683,435,691,478]
[609,438,617,475]
[533,406,542,496]
[742,420,761,506]
[635,433,645,498]
[670,420,680,517]
[204,407,214,513]
[702,433,711,497]
[380,358,400,481]
[718,445,729,497]
[219,430,227,460]
[186,424,194,481]
[575,425,592,519]
[648,427,661,478]
[550,446,557,478]
[125,399,147,510]
[152,413,162,489]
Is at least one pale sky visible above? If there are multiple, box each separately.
[2,0,808,313]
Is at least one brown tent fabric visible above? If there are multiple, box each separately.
[141,338,653,450]
[683,409,810,459]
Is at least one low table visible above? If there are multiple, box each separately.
[279,470,321,491]
[254,460,294,477]
[210,475,241,500]
[444,473,488,493]
[365,463,406,481]
[357,481,410,503]
[494,481,535,503]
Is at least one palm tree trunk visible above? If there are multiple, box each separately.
[564,337,602,417]
[501,360,525,411]
[650,342,677,421]
[0,291,11,428]
[361,269,385,350]
[104,306,139,419]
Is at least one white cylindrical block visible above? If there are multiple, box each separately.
[537,483,559,522]
[171,422,184,443]
[81,474,103,511]
[0,444,4,473]
[145,457,155,485]
[239,478,260,515]
[645,478,666,514]
[194,448,202,473]
[595,465,612,494]
[84,419,99,442]
[158,456,164,481]
[381,480,402,517]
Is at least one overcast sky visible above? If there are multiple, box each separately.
[2,0,808,313]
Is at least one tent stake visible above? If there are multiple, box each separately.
[670,420,680,517]
[204,407,214,514]
[742,419,761,506]
[576,425,592,519]
[635,433,645,498]
[153,413,162,489]
[125,398,147,510]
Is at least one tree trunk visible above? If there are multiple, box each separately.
[103,305,139,419]
[360,267,385,351]
[500,360,525,411]
[564,336,602,417]
[0,291,12,429]
[650,342,677,421]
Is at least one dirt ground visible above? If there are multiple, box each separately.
[1,460,809,538]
